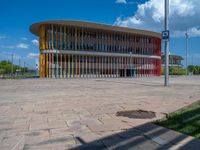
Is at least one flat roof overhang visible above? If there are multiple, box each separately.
[30,20,161,39]
[41,49,161,59]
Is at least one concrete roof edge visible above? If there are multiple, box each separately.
[30,20,161,38]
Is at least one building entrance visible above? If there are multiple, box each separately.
[119,69,135,77]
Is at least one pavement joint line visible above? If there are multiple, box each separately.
[11,135,25,150]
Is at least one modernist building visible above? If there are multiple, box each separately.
[162,54,183,67]
[30,20,161,78]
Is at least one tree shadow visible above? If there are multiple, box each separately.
[69,122,200,150]
[31,103,200,149]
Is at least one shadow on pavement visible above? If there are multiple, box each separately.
[70,122,200,150]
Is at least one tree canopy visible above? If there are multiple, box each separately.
[0,60,27,74]
[188,65,200,75]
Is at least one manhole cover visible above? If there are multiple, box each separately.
[116,110,156,119]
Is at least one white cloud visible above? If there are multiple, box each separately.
[27,53,39,59]
[17,43,29,49]
[0,43,29,49]
[31,39,39,46]
[173,28,200,37]
[115,0,127,4]
[114,0,200,37]
[188,27,200,37]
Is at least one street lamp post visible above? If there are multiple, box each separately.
[192,55,193,66]
[164,0,169,86]
[11,53,14,77]
[185,30,189,75]
[24,61,26,75]
[19,58,21,67]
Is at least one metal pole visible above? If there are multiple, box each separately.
[24,61,25,75]
[11,53,14,77]
[19,58,21,67]
[185,30,188,75]
[164,0,169,86]
[192,55,193,66]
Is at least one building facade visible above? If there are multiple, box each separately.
[30,20,161,78]
[162,54,183,67]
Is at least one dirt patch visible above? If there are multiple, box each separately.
[116,110,156,119]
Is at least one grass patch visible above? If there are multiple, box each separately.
[155,100,200,139]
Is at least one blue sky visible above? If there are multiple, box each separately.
[0,0,199,68]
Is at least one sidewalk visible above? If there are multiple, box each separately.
[0,77,200,149]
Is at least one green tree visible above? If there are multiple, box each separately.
[187,65,200,75]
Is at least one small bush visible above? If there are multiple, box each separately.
[162,66,186,75]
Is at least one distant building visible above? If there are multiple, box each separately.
[162,54,183,67]
[15,69,22,76]
[30,20,161,78]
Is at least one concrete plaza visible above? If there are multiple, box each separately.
[0,76,200,149]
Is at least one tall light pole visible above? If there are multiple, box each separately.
[19,57,21,67]
[24,61,26,75]
[192,54,193,66]
[185,30,189,75]
[164,0,169,86]
[11,53,14,77]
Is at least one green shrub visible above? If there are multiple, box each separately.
[162,66,186,75]
[188,65,200,75]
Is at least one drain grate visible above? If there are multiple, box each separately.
[116,110,156,119]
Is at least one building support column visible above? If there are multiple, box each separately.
[68,54,70,78]
[40,53,45,78]
[60,53,62,78]
[93,55,95,78]
[101,56,103,78]
[49,53,51,78]
[46,53,48,78]
[86,55,88,78]
[76,55,78,78]
[117,57,119,78]
[52,53,54,78]
[89,55,90,78]
[82,55,84,78]
[79,55,81,78]
[64,54,66,78]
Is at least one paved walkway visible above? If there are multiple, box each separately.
[0,76,200,149]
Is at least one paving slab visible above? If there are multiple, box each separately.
[0,76,200,149]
